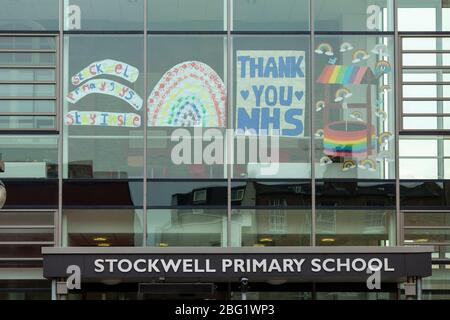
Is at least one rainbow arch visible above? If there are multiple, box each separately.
[148,61,226,127]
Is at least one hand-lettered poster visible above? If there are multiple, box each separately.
[147,61,226,128]
[236,51,306,137]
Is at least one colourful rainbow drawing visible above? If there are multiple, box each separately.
[315,43,334,56]
[375,60,392,75]
[349,111,364,122]
[376,109,387,121]
[352,49,370,63]
[320,156,332,166]
[340,42,354,52]
[316,65,375,85]
[147,61,226,127]
[342,160,357,171]
[371,44,389,57]
[358,159,377,172]
[324,121,377,158]
[334,87,352,102]
[316,100,326,112]
[378,132,393,148]
[315,129,324,138]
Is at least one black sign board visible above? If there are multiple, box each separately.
[43,247,433,283]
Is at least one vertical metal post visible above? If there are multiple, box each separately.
[416,277,423,300]
[393,0,402,246]
[56,0,65,248]
[226,0,232,248]
[51,280,57,301]
[142,0,148,247]
[309,0,316,246]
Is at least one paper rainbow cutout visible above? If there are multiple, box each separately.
[320,156,332,166]
[315,43,334,56]
[352,49,370,63]
[342,160,357,171]
[315,129,324,138]
[371,44,389,57]
[316,100,326,112]
[350,111,364,122]
[334,87,352,102]
[324,121,376,158]
[374,60,392,75]
[358,159,377,171]
[340,42,354,52]
[378,132,393,148]
[148,61,226,127]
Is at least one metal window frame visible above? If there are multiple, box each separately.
[0,34,59,132]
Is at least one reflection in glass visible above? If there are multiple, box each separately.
[231,209,311,247]
[316,210,395,246]
[147,209,227,247]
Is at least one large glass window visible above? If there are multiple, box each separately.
[233,0,309,32]
[149,0,225,31]
[233,35,310,179]
[63,35,144,179]
[316,209,396,246]
[398,0,450,32]
[231,209,311,247]
[147,209,227,247]
[64,0,144,31]
[314,35,395,179]
[147,35,227,179]
[0,0,59,31]
[314,0,393,32]
[63,209,143,247]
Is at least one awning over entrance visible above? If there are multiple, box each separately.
[42,246,433,283]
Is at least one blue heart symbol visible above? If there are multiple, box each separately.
[295,91,304,101]
[240,90,249,100]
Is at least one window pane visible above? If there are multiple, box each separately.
[314,35,395,179]
[63,209,143,247]
[0,228,54,242]
[0,69,55,81]
[316,210,395,246]
[403,117,450,130]
[0,0,59,31]
[231,209,311,247]
[0,84,55,97]
[0,211,54,226]
[315,0,393,31]
[398,1,450,31]
[399,159,438,179]
[0,37,56,50]
[0,53,56,65]
[405,212,450,227]
[405,229,450,244]
[0,100,55,113]
[0,116,55,129]
[147,35,226,179]
[147,209,227,247]
[400,139,437,157]
[149,0,225,31]
[0,135,58,178]
[403,53,450,67]
[233,0,309,31]
[64,35,144,179]
[65,0,144,31]
[233,35,310,179]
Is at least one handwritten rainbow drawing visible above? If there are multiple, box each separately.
[315,43,334,56]
[358,159,377,172]
[378,132,393,148]
[324,121,376,158]
[316,65,374,85]
[371,44,389,57]
[374,60,392,75]
[342,160,357,171]
[376,150,394,162]
[334,87,352,102]
[320,156,332,166]
[340,42,354,52]
[148,61,226,127]
[316,100,326,112]
[349,111,364,122]
[352,49,370,63]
